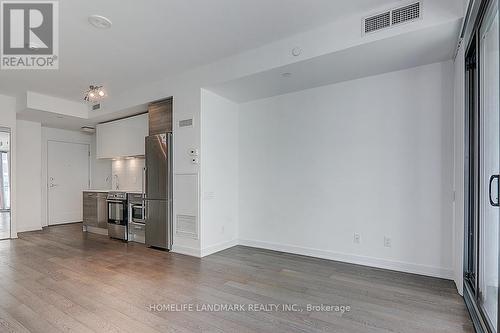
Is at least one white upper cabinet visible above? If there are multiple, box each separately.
[96,113,148,159]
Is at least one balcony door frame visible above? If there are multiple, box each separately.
[463,0,500,332]
[0,127,11,240]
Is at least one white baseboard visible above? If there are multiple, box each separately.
[16,227,42,233]
[201,239,239,257]
[172,244,201,257]
[238,239,454,280]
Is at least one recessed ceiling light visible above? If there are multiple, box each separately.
[281,72,292,78]
[88,15,112,29]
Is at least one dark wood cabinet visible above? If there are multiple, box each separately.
[83,192,108,229]
[83,192,97,227]
[148,98,173,135]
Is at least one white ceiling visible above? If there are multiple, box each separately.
[16,103,148,131]
[0,0,393,102]
[207,19,462,103]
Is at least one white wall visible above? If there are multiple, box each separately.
[237,61,455,279]
[94,1,461,258]
[111,158,145,192]
[41,128,111,227]
[200,90,239,256]
[11,125,111,232]
[16,120,42,232]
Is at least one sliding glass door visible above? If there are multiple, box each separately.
[479,1,500,328]
[464,0,500,331]
[0,129,10,240]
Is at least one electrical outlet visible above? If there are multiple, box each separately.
[353,233,361,244]
[384,236,392,248]
[188,148,199,156]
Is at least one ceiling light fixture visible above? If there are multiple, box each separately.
[88,15,112,29]
[84,85,107,102]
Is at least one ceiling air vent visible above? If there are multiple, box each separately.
[91,103,101,111]
[363,2,421,35]
[364,11,391,33]
[178,118,193,128]
[392,2,421,25]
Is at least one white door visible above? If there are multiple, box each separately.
[48,141,90,225]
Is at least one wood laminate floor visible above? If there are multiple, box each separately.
[0,223,473,333]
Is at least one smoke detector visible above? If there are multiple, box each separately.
[291,47,302,57]
[88,15,112,29]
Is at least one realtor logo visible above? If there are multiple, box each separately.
[0,1,58,69]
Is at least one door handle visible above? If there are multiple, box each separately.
[142,167,146,197]
[489,175,499,207]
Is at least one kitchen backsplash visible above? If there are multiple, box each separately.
[111,158,145,192]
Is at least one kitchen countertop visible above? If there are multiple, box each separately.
[83,189,143,194]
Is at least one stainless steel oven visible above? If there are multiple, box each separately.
[130,197,145,223]
[107,192,128,240]
[128,193,145,243]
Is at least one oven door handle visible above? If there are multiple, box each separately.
[130,221,145,226]
[144,200,149,222]
[107,200,125,204]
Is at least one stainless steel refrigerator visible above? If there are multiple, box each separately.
[145,133,173,250]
